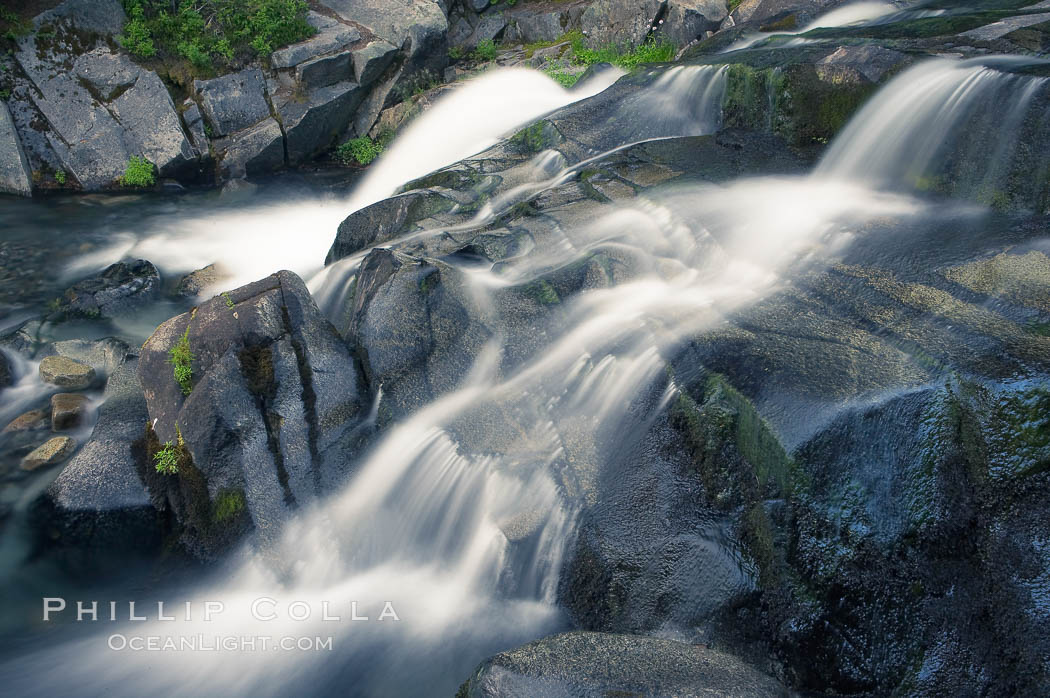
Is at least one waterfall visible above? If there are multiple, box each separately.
[816,57,1050,208]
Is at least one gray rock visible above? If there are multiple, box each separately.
[30,0,126,36]
[220,118,285,178]
[816,44,909,85]
[194,68,271,138]
[506,8,571,43]
[296,51,354,88]
[73,48,141,101]
[353,40,399,87]
[275,81,366,164]
[467,12,508,49]
[36,356,162,551]
[138,271,367,556]
[61,259,161,318]
[270,11,361,70]
[320,0,449,74]
[461,631,791,697]
[469,0,489,12]
[660,0,730,46]
[42,338,130,378]
[580,0,665,47]
[0,100,32,197]
[106,61,197,178]
[39,356,96,390]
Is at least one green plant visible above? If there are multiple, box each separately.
[0,88,10,100]
[473,38,498,62]
[118,1,315,74]
[213,488,246,522]
[120,156,156,187]
[0,8,31,42]
[569,32,676,70]
[222,291,235,309]
[448,45,465,60]
[336,134,388,166]
[154,439,179,475]
[543,63,580,88]
[168,326,194,395]
[54,169,66,185]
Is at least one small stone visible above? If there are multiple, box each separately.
[2,409,50,433]
[51,393,90,431]
[21,437,76,471]
[39,356,96,389]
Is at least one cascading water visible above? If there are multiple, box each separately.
[724,1,900,52]
[65,67,624,298]
[817,57,1050,208]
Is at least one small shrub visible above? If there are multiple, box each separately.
[213,488,246,522]
[54,170,66,185]
[473,38,498,62]
[448,45,465,60]
[154,440,179,475]
[168,326,194,395]
[336,134,389,166]
[222,291,235,309]
[120,156,156,187]
[570,32,676,71]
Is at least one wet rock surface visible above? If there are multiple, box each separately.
[137,270,367,557]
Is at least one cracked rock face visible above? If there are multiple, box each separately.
[137,270,367,557]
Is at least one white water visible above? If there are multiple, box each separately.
[817,57,1050,195]
[64,67,623,296]
[725,1,898,52]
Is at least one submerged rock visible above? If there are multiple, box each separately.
[22,436,76,471]
[137,271,367,557]
[39,356,96,390]
[459,631,791,697]
[50,393,90,431]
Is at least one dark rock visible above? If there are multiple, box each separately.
[62,259,161,318]
[326,189,458,265]
[275,81,366,164]
[659,0,730,46]
[815,44,908,85]
[0,350,11,389]
[460,631,791,697]
[347,249,491,422]
[50,393,90,431]
[194,68,271,138]
[137,271,367,557]
[295,51,354,88]
[220,118,286,178]
[182,100,209,157]
[0,101,32,197]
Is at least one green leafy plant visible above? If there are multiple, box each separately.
[448,45,465,60]
[154,438,179,475]
[0,88,10,100]
[336,133,390,166]
[570,32,676,71]
[54,169,66,185]
[168,326,194,395]
[222,291,235,309]
[473,38,498,62]
[543,63,580,88]
[120,156,156,187]
[118,1,314,74]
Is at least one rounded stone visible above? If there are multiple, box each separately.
[2,409,50,433]
[51,393,90,431]
[39,356,96,389]
[21,436,77,471]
